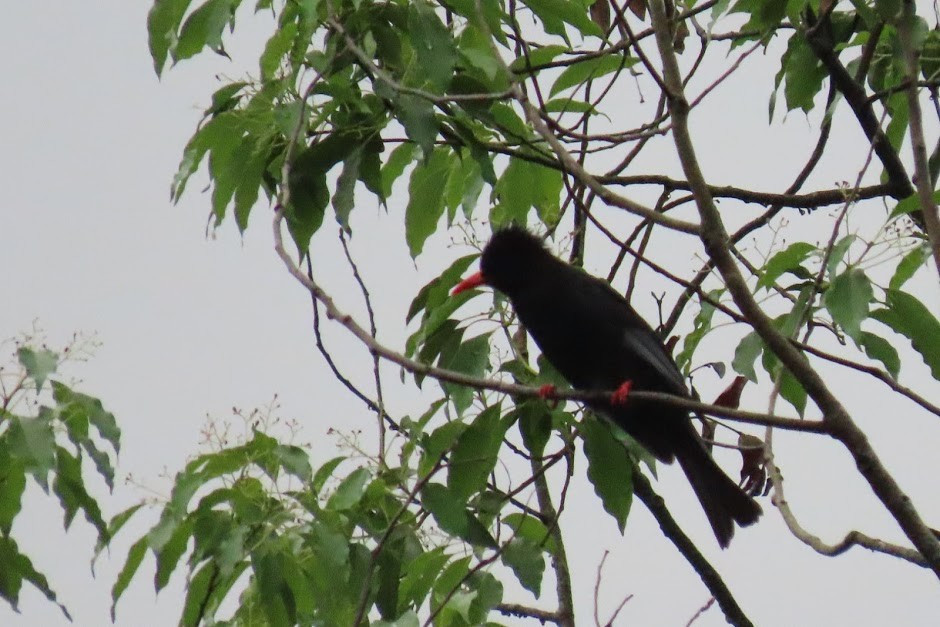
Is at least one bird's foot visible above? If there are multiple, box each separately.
[610,381,633,405]
[538,384,559,408]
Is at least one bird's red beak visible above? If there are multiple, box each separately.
[451,271,486,295]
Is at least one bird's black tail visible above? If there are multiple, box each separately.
[676,432,762,548]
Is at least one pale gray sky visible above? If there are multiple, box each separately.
[2,2,939,626]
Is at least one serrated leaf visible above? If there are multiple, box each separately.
[17,348,58,392]
[581,418,632,532]
[501,538,544,595]
[180,562,219,627]
[53,446,107,538]
[111,537,147,620]
[260,20,296,80]
[448,405,505,499]
[147,0,195,76]
[155,518,194,591]
[873,290,940,380]
[0,536,69,620]
[890,243,929,290]
[550,55,635,97]
[858,331,901,379]
[0,452,25,534]
[8,414,56,487]
[174,0,235,62]
[825,268,872,341]
[406,148,451,257]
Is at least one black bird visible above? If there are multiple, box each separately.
[452,226,761,547]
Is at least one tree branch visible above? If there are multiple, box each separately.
[648,0,940,577]
[632,471,754,627]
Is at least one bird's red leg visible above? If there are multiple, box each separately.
[610,381,633,405]
[538,384,558,408]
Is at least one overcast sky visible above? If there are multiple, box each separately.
[2,2,939,626]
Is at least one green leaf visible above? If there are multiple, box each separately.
[732,331,763,382]
[407,254,477,324]
[448,405,506,499]
[397,94,439,158]
[17,347,58,392]
[260,20,297,80]
[675,290,719,372]
[440,334,491,415]
[333,149,362,233]
[509,45,569,73]
[405,148,451,257]
[581,418,632,532]
[890,243,929,290]
[155,517,194,591]
[826,234,856,277]
[407,1,457,90]
[180,563,219,627]
[53,446,107,538]
[515,401,552,457]
[778,366,807,417]
[825,268,873,341]
[312,456,346,494]
[111,537,147,620]
[52,382,122,454]
[398,547,449,611]
[873,290,940,380]
[858,331,901,379]
[147,0,194,75]
[0,536,70,620]
[381,143,417,198]
[501,538,544,596]
[550,55,635,97]
[274,445,312,482]
[421,483,496,547]
[503,513,557,554]
[174,0,236,62]
[0,452,25,534]
[523,0,604,39]
[778,34,827,112]
[8,414,56,488]
[757,242,816,291]
[494,158,563,227]
[328,467,371,510]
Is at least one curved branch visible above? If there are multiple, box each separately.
[648,0,940,577]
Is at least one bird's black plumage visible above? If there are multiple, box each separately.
[466,226,761,547]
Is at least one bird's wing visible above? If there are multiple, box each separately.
[567,267,689,395]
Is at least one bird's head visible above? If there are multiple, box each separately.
[451,226,551,297]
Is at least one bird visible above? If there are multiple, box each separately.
[451,226,761,547]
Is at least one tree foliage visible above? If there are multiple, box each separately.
[13,0,940,624]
